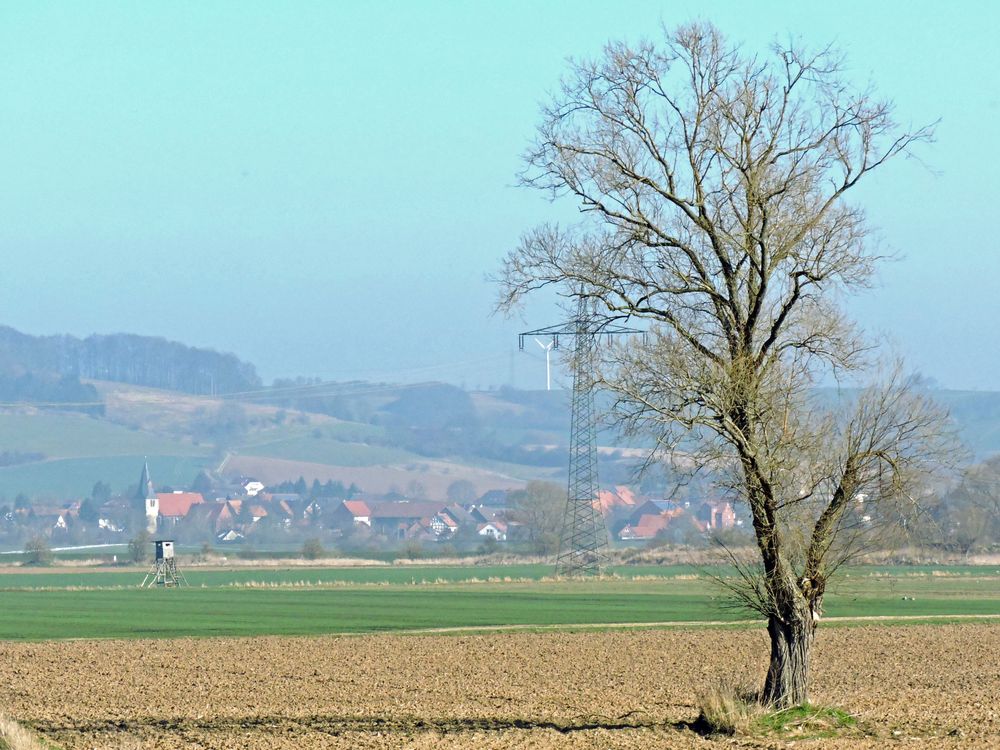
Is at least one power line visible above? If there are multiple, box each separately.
[0,353,516,409]
[520,299,642,577]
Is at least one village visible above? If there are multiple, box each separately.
[2,460,741,555]
[2,6,1000,748]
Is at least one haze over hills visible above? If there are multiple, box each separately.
[0,325,999,501]
[0,325,260,398]
[0,380,551,501]
[0,325,576,499]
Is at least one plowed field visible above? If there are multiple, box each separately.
[1,624,997,749]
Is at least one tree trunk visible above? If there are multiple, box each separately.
[762,613,813,707]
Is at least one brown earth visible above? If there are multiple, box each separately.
[224,454,526,498]
[1,624,997,749]
[92,380,306,434]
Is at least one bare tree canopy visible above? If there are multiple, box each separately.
[497,22,953,707]
[937,457,1000,555]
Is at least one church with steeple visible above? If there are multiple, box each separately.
[137,460,158,534]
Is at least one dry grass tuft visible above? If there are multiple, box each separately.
[694,679,764,735]
[693,681,860,739]
[0,712,47,750]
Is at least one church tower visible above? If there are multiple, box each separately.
[137,459,158,534]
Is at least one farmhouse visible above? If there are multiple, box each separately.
[155,492,205,528]
[695,501,736,531]
[614,497,688,541]
[618,513,672,541]
[439,503,476,528]
[403,520,438,542]
[329,499,372,531]
[184,500,238,533]
[242,479,265,497]
[476,489,509,506]
[627,499,682,525]
[244,503,269,523]
[263,492,302,508]
[468,504,507,524]
[477,520,508,541]
[596,485,638,515]
[369,501,449,539]
[328,498,487,541]
[269,499,296,526]
[30,505,76,533]
[221,499,266,524]
[429,512,459,537]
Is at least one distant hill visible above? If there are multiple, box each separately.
[3,336,1000,501]
[813,387,1000,461]
[0,325,260,395]
[924,390,1000,460]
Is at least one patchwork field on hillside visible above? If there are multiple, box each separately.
[222,454,527,498]
[2,624,997,748]
[0,380,543,497]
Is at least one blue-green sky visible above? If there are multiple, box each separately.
[1,1,997,389]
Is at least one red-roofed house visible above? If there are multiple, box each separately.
[273,499,295,521]
[430,512,459,537]
[370,501,449,539]
[619,513,672,541]
[343,500,371,525]
[31,506,75,533]
[696,501,736,531]
[329,499,372,531]
[184,500,237,533]
[404,520,437,542]
[596,485,639,515]
[155,492,205,528]
[244,504,268,523]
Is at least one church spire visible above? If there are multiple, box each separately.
[137,459,155,501]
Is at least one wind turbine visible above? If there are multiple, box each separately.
[535,337,554,391]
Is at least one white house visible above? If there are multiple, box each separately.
[477,520,508,541]
[243,480,265,497]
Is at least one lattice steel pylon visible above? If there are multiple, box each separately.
[519,298,640,576]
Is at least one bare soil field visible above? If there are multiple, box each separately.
[1,624,997,749]
[224,454,526,498]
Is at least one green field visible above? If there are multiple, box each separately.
[0,455,210,498]
[0,564,996,641]
[0,411,215,496]
[240,434,415,466]
[0,413,206,459]
[0,563,711,588]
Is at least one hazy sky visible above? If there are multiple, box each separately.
[1,1,998,389]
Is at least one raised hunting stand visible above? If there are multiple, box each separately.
[141,539,187,587]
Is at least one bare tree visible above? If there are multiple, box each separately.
[508,480,566,555]
[447,479,478,504]
[940,457,1000,555]
[497,23,953,707]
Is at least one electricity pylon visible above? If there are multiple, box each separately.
[519,298,640,576]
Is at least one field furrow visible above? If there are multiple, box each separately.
[1,624,997,748]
